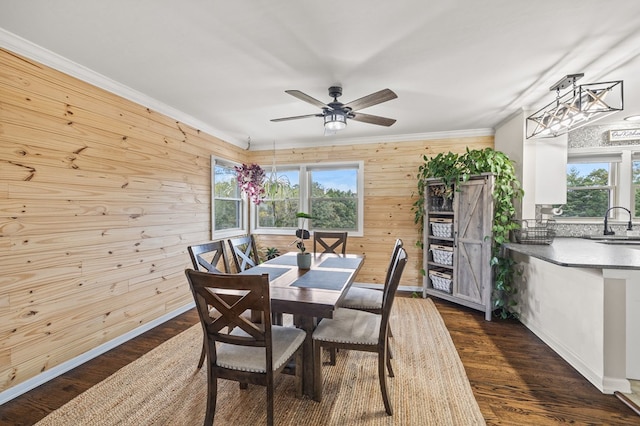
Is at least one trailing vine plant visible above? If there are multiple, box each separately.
[412,147,524,319]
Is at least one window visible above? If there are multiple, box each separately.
[561,161,614,218]
[254,162,364,236]
[559,148,640,220]
[212,158,246,238]
[634,159,640,216]
[256,169,300,228]
[309,167,358,230]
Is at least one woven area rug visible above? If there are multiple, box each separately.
[36,298,485,425]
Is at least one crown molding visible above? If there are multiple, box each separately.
[0,28,243,148]
[248,128,495,151]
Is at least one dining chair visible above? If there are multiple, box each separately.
[324,239,403,365]
[188,240,230,274]
[185,269,305,426]
[228,235,260,272]
[312,247,408,416]
[312,231,348,363]
[188,240,237,369]
[313,231,348,255]
[341,238,403,314]
[228,235,285,326]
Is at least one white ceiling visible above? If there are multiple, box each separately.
[1,1,640,150]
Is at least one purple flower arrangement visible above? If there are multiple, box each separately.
[235,163,266,205]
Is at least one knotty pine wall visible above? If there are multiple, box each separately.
[0,47,493,396]
[0,48,246,395]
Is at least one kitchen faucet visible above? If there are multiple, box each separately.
[603,206,633,235]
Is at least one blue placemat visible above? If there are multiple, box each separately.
[290,270,352,290]
[265,255,299,266]
[317,257,362,269]
[239,266,292,281]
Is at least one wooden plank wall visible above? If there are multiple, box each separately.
[0,48,245,394]
[0,46,493,395]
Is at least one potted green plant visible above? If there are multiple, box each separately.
[293,212,313,269]
[264,247,280,260]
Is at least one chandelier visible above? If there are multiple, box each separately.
[526,74,623,139]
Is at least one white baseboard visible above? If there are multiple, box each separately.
[519,313,631,394]
[0,302,195,405]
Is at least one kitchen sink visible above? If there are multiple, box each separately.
[596,240,640,246]
[582,235,640,241]
[582,235,640,248]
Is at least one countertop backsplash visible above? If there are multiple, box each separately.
[553,222,632,238]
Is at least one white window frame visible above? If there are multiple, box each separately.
[211,156,248,240]
[253,161,365,237]
[632,153,640,217]
[564,147,636,221]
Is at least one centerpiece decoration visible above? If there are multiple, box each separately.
[235,163,266,205]
[292,212,313,269]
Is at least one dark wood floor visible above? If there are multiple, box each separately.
[1,297,638,425]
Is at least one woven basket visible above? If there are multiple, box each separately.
[429,271,452,293]
[430,221,453,238]
[429,245,453,265]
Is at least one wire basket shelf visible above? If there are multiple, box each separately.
[513,219,556,245]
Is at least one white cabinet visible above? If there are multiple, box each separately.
[423,174,494,320]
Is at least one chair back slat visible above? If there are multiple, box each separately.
[228,235,260,272]
[379,247,408,341]
[383,238,403,285]
[313,231,348,255]
[188,240,230,273]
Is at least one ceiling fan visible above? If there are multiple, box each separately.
[271,86,397,134]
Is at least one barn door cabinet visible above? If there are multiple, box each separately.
[423,174,494,321]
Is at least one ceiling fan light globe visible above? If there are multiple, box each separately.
[324,113,347,131]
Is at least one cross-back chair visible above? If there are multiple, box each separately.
[312,247,408,416]
[188,240,230,274]
[313,231,348,255]
[227,235,284,325]
[187,240,236,369]
[185,269,305,426]
[228,235,259,272]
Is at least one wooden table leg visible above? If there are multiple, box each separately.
[294,314,316,398]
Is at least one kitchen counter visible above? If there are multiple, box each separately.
[503,237,640,395]
[503,237,640,269]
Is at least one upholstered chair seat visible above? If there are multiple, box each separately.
[218,326,305,373]
[340,287,383,312]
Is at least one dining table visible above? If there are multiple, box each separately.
[239,251,364,398]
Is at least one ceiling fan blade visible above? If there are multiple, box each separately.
[350,112,396,127]
[270,113,320,122]
[285,90,329,109]
[343,88,397,111]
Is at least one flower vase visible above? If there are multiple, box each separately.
[297,252,312,269]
